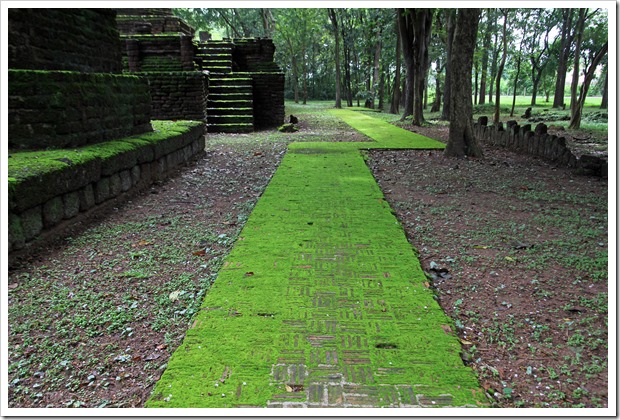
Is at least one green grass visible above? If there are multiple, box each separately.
[147,110,485,407]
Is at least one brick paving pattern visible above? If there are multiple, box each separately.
[147,113,487,408]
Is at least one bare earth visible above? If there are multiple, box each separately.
[7,118,608,409]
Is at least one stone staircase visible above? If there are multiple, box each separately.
[197,40,254,133]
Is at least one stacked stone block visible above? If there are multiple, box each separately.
[474,116,607,177]
[8,8,122,73]
[146,72,208,121]
[9,122,205,252]
[9,70,151,149]
[8,8,207,254]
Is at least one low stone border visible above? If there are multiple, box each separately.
[474,116,607,178]
[8,120,205,252]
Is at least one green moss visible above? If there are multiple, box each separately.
[330,109,446,149]
[8,120,202,191]
[147,114,484,408]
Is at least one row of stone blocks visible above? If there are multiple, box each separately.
[9,122,206,252]
[474,116,607,177]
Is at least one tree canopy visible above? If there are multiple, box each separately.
[173,7,609,133]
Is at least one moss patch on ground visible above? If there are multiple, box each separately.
[330,109,446,149]
[147,112,486,407]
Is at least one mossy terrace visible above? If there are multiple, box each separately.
[8,121,205,253]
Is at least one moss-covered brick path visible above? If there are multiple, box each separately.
[146,109,488,408]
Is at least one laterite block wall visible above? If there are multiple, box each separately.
[8,122,206,252]
[8,8,122,73]
[145,72,208,121]
[475,117,607,177]
[8,70,152,149]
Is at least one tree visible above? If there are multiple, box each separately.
[397,8,433,124]
[521,9,554,106]
[510,10,530,117]
[552,9,575,108]
[600,65,608,109]
[389,16,402,114]
[569,9,608,129]
[493,9,509,124]
[441,9,456,120]
[327,9,342,108]
[477,9,492,105]
[445,8,483,158]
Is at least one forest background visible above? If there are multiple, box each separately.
[173,7,609,134]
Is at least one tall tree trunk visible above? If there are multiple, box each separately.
[341,12,353,107]
[488,9,499,104]
[328,9,342,108]
[430,60,443,112]
[390,22,402,114]
[301,38,308,105]
[493,10,508,124]
[397,8,415,120]
[371,24,382,109]
[479,10,491,105]
[510,56,522,117]
[553,9,574,108]
[569,42,607,129]
[569,9,587,122]
[474,63,479,105]
[441,9,456,120]
[378,72,385,110]
[261,9,275,37]
[600,67,608,109]
[445,8,483,158]
[411,9,433,124]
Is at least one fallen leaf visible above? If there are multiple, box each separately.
[193,249,207,256]
[132,240,153,248]
[8,283,18,290]
[504,256,516,262]
[441,324,453,334]
[169,290,181,301]
[244,272,254,277]
[460,339,474,345]
[473,245,491,249]
[285,385,293,392]
[156,344,167,350]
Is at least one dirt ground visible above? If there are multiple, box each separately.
[7,115,608,409]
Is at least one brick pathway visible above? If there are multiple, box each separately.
[146,113,487,408]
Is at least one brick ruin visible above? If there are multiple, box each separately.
[7,8,206,253]
[116,8,285,132]
[474,117,608,177]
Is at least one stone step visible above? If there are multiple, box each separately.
[207,107,253,116]
[207,99,253,108]
[208,92,253,101]
[204,66,232,74]
[209,77,253,86]
[208,115,253,124]
[197,46,233,54]
[207,123,254,133]
[209,84,253,94]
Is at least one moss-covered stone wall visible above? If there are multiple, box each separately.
[249,72,285,129]
[116,14,195,36]
[8,70,152,150]
[144,72,208,121]
[120,35,196,72]
[231,38,280,73]
[8,121,206,252]
[8,8,122,73]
